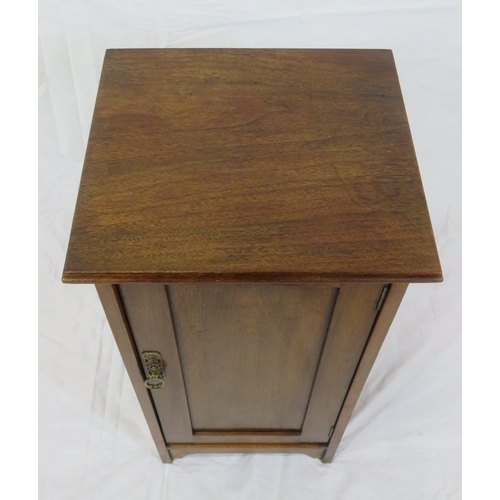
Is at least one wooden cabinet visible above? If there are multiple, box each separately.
[63,49,442,463]
[94,281,408,462]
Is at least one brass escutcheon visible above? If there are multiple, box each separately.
[142,351,165,390]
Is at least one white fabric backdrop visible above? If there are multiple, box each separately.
[39,1,461,498]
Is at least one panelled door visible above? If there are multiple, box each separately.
[118,282,385,447]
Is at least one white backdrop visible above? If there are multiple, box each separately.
[39,1,461,498]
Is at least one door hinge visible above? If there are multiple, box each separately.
[328,426,335,440]
[375,285,390,312]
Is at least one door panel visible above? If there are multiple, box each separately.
[118,283,384,446]
[168,284,338,431]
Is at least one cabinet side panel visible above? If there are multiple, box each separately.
[95,284,172,463]
[301,283,386,442]
[322,282,408,463]
[119,284,194,443]
[169,284,338,431]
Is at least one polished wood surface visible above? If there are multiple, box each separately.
[111,281,389,455]
[168,284,337,431]
[322,282,408,463]
[118,284,193,443]
[64,49,442,463]
[301,283,385,442]
[94,284,172,463]
[97,280,412,461]
[63,48,442,284]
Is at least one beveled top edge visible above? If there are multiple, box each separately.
[62,270,443,285]
[104,48,393,52]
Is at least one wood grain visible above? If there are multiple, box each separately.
[118,284,194,443]
[63,48,442,284]
[300,283,385,442]
[322,282,408,463]
[168,284,337,431]
[65,49,442,464]
[94,284,172,463]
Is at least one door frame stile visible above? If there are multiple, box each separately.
[118,284,195,446]
[300,283,387,443]
[321,282,408,463]
[95,284,173,463]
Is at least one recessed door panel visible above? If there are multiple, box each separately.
[168,284,338,431]
[119,283,384,446]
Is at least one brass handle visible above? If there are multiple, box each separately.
[142,351,165,390]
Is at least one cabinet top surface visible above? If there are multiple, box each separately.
[63,48,442,283]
